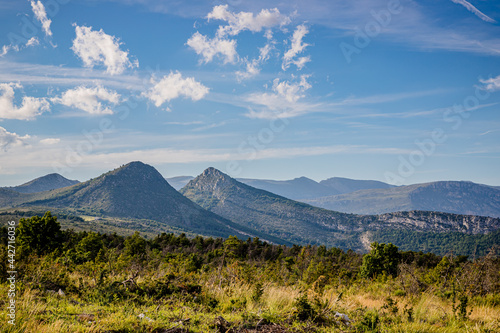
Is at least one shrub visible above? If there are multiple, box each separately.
[293,294,316,321]
[251,282,264,303]
[357,310,379,332]
[18,211,62,256]
[360,242,400,279]
[394,289,406,297]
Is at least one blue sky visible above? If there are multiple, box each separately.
[0,0,499,186]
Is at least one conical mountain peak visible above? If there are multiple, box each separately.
[201,167,231,179]
[12,173,79,194]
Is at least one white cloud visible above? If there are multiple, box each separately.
[207,5,291,37]
[188,6,293,68]
[479,75,500,91]
[0,60,145,90]
[450,0,496,23]
[0,126,30,151]
[272,74,312,103]
[245,75,313,118]
[71,25,138,75]
[1,45,10,57]
[282,24,310,71]
[52,85,121,115]
[0,83,50,120]
[0,44,19,57]
[40,138,60,145]
[1,38,40,58]
[26,37,40,47]
[236,43,272,81]
[187,32,238,64]
[30,0,53,37]
[143,71,209,107]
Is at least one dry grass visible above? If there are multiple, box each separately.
[1,280,499,333]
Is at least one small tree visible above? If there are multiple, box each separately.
[76,232,104,261]
[360,242,400,278]
[124,231,147,257]
[18,211,62,256]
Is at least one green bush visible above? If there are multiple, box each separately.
[293,294,316,321]
[358,309,379,332]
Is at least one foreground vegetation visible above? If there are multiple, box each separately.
[1,212,499,332]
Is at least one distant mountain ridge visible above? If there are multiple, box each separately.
[180,167,500,250]
[168,174,396,200]
[305,181,500,218]
[8,173,79,194]
[319,177,395,194]
[170,173,500,218]
[166,176,195,191]
[236,176,335,200]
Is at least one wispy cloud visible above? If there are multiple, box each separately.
[30,1,53,37]
[450,0,496,23]
[479,129,500,136]
[282,24,310,71]
[164,121,204,126]
[236,43,272,81]
[333,89,453,106]
[0,60,144,90]
[245,75,314,119]
[0,140,413,177]
[191,121,228,132]
[106,0,500,56]
[479,75,500,91]
[40,138,60,145]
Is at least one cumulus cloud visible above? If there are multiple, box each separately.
[71,25,138,75]
[450,0,496,23]
[282,24,310,71]
[52,85,121,115]
[30,0,53,37]
[187,32,238,64]
[188,6,294,67]
[479,75,500,91]
[0,126,30,151]
[0,83,50,120]
[207,5,291,37]
[245,75,313,118]
[143,71,209,107]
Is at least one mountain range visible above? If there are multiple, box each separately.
[8,173,500,219]
[166,175,395,199]
[0,162,286,243]
[305,181,500,218]
[179,168,499,250]
[2,162,499,253]
[168,175,500,218]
